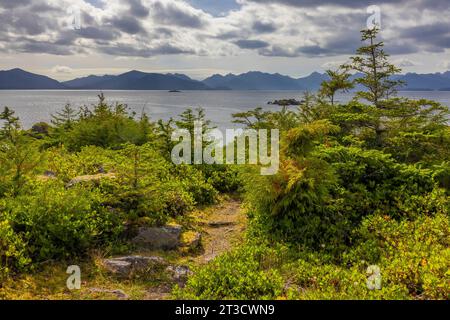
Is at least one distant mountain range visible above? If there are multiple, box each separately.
[63,70,209,90]
[1,68,450,91]
[0,68,65,89]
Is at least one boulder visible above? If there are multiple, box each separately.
[102,255,167,277]
[165,265,192,286]
[44,170,57,178]
[132,225,182,250]
[89,288,129,300]
[36,170,57,182]
[181,231,202,251]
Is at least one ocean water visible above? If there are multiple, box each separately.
[0,90,449,129]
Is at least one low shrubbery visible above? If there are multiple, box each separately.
[0,96,242,281]
[0,181,123,280]
[174,246,284,300]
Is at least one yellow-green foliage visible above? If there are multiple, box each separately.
[174,246,284,300]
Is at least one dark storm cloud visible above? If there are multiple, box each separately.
[152,1,206,28]
[252,21,277,33]
[401,22,450,40]
[99,43,195,57]
[29,2,61,13]
[259,45,301,57]
[82,11,96,25]
[129,0,149,18]
[244,0,405,8]
[244,0,450,12]
[11,38,76,55]
[107,15,147,35]
[399,22,450,51]
[0,10,55,36]
[155,27,174,37]
[53,31,78,46]
[215,30,241,40]
[76,26,119,40]
[0,0,31,9]
[234,39,270,49]
[151,44,195,55]
[258,30,363,58]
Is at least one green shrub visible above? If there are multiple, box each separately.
[285,258,410,300]
[176,165,218,205]
[49,94,153,151]
[0,219,30,280]
[203,165,242,194]
[0,181,124,262]
[244,143,444,256]
[174,246,284,300]
[347,213,450,299]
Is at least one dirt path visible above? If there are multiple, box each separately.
[144,198,245,299]
[196,198,246,264]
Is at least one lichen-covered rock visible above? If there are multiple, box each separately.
[66,173,116,188]
[132,225,182,250]
[181,231,202,251]
[102,255,167,276]
[165,265,192,287]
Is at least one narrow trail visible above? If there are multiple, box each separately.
[196,198,246,264]
[145,198,246,300]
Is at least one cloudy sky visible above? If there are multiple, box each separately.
[1,0,449,80]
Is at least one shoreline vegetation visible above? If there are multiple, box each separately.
[0,28,449,300]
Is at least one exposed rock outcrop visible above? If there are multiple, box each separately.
[102,255,167,277]
[66,172,116,188]
[165,265,192,287]
[132,225,182,250]
[88,287,129,299]
[181,231,202,251]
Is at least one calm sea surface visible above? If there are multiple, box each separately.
[0,90,449,129]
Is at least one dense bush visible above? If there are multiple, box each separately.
[174,246,284,300]
[0,219,30,280]
[50,94,152,151]
[0,98,243,282]
[346,213,450,299]
[0,181,124,278]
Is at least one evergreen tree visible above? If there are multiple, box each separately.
[346,28,404,107]
[342,28,405,146]
[0,107,20,142]
[319,68,354,106]
[0,107,40,196]
[176,108,214,136]
[51,104,79,130]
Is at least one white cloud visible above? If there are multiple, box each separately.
[52,65,74,74]
[439,61,450,70]
[393,58,418,67]
[321,60,346,70]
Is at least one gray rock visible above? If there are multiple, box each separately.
[66,173,115,188]
[182,232,202,251]
[89,287,129,299]
[132,225,182,250]
[166,265,192,286]
[103,255,167,276]
[207,221,236,228]
[43,170,57,178]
